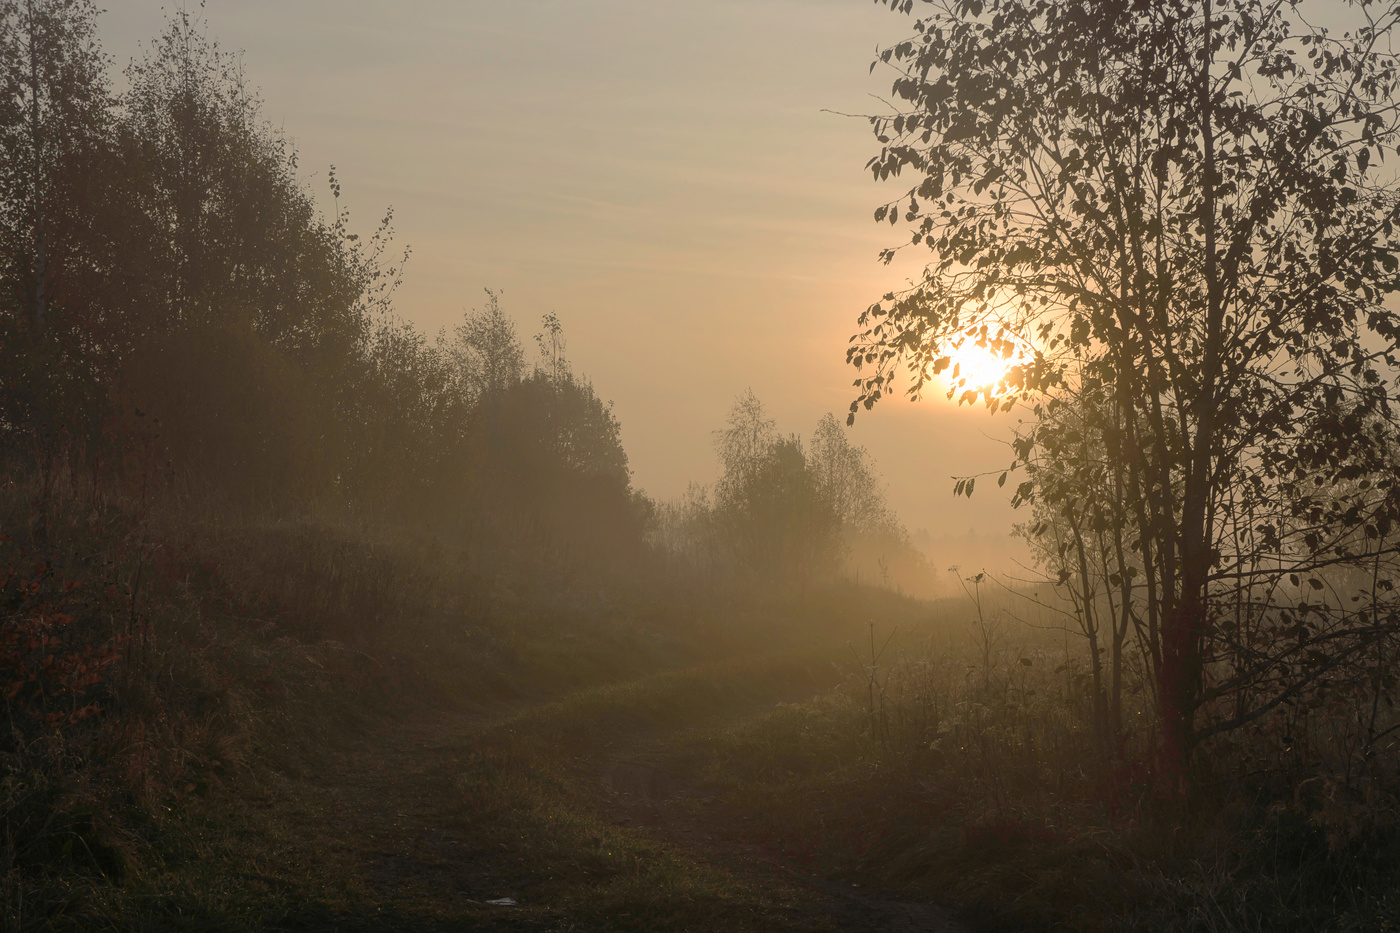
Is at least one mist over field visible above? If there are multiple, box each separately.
[6,2,1400,931]
[100,0,1036,576]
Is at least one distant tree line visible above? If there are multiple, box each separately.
[652,391,936,596]
[0,3,646,570]
[0,1,939,599]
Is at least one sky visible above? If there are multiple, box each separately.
[102,0,1032,575]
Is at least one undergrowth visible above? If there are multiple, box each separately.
[687,610,1400,932]
[0,480,430,928]
[0,472,919,930]
[9,471,1391,931]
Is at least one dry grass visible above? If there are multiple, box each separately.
[667,596,1400,931]
[8,471,1396,931]
[0,473,934,930]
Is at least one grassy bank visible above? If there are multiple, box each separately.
[0,480,938,930]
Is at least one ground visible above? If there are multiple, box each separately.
[122,656,969,932]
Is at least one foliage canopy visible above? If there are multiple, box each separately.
[852,0,1400,773]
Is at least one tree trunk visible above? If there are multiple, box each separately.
[27,0,46,333]
[1159,0,1222,784]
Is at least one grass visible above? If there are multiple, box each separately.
[641,616,1400,932]
[0,477,941,931]
[3,647,873,931]
[8,477,1399,931]
[430,746,837,932]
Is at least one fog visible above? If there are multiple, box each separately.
[10,2,1400,929]
[101,0,1031,576]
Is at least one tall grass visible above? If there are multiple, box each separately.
[0,471,486,926]
[688,577,1400,930]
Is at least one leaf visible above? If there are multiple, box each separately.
[997,471,1007,488]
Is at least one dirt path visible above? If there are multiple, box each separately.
[241,680,971,933]
[595,751,964,933]
[241,709,562,929]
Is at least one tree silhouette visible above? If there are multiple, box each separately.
[710,393,843,588]
[0,0,109,460]
[450,289,525,406]
[851,0,1400,777]
[808,412,897,535]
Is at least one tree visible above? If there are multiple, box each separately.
[534,311,567,387]
[714,388,778,492]
[712,392,842,588]
[119,11,372,355]
[0,0,110,457]
[449,289,525,405]
[0,3,417,503]
[651,481,722,580]
[1013,384,1143,758]
[0,0,106,331]
[108,9,411,502]
[341,311,456,513]
[455,310,642,565]
[494,371,630,483]
[808,412,898,534]
[849,0,1400,777]
[807,412,936,593]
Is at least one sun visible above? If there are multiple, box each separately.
[946,339,1019,393]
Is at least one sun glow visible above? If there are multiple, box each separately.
[952,342,1012,386]
[942,338,1026,399]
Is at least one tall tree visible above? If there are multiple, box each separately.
[110,10,406,500]
[120,10,369,353]
[0,0,105,329]
[0,0,109,451]
[714,388,778,494]
[850,0,1400,777]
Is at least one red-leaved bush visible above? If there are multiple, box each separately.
[0,535,119,735]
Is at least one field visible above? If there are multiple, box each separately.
[4,489,1398,933]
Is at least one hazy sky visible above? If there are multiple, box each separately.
[103,1,1031,570]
